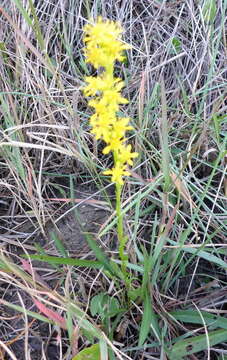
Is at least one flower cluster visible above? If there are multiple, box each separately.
[83,17,138,185]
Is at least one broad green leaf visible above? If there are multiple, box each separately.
[90,293,120,320]
[72,344,100,360]
[128,286,143,301]
[90,293,105,317]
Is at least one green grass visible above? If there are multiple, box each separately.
[0,0,226,359]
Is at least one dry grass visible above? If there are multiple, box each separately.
[0,0,226,359]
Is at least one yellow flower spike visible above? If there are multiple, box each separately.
[83,17,136,185]
[83,17,137,284]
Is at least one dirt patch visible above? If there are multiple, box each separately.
[38,203,110,256]
[0,188,112,359]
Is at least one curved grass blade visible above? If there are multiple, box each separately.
[25,254,105,269]
[168,329,227,359]
[170,310,227,330]
[138,289,160,346]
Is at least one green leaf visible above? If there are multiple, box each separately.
[90,293,105,317]
[138,290,160,346]
[72,206,121,278]
[171,38,182,54]
[167,238,227,270]
[128,286,143,301]
[72,344,100,360]
[171,310,227,330]
[105,296,120,318]
[25,254,105,269]
[0,298,55,325]
[84,233,115,274]
[202,0,217,24]
[12,0,33,26]
[90,293,121,320]
[168,329,227,359]
[49,230,68,258]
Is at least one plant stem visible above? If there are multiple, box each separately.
[115,182,129,286]
[160,77,171,192]
[116,182,123,244]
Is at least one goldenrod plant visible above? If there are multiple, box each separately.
[83,17,138,283]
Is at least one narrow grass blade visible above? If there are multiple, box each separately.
[100,339,108,360]
[139,289,160,345]
[49,231,68,258]
[171,310,227,330]
[168,329,227,359]
[26,254,105,269]
[0,298,55,325]
[84,233,122,277]
[68,203,122,278]
[167,238,227,270]
[11,0,33,26]
[99,177,162,237]
[160,78,171,192]
[33,298,66,329]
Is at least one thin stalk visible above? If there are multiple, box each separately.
[115,182,129,287]
[116,183,123,249]
[160,77,171,192]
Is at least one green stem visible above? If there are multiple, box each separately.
[116,182,123,245]
[115,181,129,288]
[113,152,125,260]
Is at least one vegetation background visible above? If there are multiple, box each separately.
[0,0,226,359]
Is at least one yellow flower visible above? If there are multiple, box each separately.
[88,99,108,115]
[89,112,114,141]
[84,76,124,97]
[102,136,124,155]
[87,88,127,115]
[83,17,130,69]
[101,90,128,106]
[112,118,133,139]
[118,144,138,166]
[103,163,130,185]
